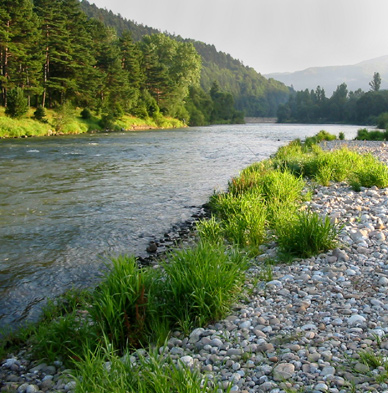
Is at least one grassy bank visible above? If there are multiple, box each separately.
[0,107,185,138]
[1,131,388,392]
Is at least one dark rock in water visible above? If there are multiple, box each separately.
[146,241,158,253]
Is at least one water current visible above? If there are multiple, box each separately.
[0,123,362,327]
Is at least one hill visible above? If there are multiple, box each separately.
[80,0,290,117]
[265,55,388,95]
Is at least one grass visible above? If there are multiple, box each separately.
[2,130,388,391]
[274,209,343,259]
[0,107,185,138]
[90,256,159,351]
[161,242,248,333]
[74,345,224,393]
[272,137,388,190]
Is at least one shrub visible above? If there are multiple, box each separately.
[5,87,28,118]
[54,102,75,133]
[339,132,345,140]
[355,128,388,141]
[98,114,119,130]
[80,108,92,119]
[34,106,46,121]
[305,130,336,147]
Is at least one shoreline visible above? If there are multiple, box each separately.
[2,141,388,392]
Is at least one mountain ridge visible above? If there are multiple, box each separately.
[265,55,388,94]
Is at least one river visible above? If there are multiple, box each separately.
[0,123,362,327]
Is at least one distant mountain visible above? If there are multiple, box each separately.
[80,0,290,117]
[265,56,388,95]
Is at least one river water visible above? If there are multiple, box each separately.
[0,123,362,327]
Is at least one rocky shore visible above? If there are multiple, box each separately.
[2,141,388,393]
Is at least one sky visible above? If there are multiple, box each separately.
[90,0,388,75]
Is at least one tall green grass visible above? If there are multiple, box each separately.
[3,130,388,391]
[275,210,343,259]
[90,256,160,351]
[208,192,267,253]
[161,242,248,333]
[74,345,223,393]
[272,139,388,190]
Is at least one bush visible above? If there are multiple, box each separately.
[5,88,28,118]
[80,108,92,119]
[355,128,388,141]
[34,106,46,121]
[339,132,345,140]
[305,130,336,147]
[98,114,117,130]
[54,102,75,133]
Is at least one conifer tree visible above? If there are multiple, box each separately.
[0,0,42,106]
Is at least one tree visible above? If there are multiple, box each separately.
[369,72,381,92]
[0,0,42,106]
[139,34,201,117]
[5,87,28,117]
[34,0,96,107]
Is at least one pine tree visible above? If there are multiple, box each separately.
[34,0,95,107]
[0,0,42,106]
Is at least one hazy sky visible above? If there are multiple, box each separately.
[90,0,388,74]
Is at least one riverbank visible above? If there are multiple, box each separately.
[0,107,185,139]
[2,139,388,392]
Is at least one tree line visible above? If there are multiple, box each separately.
[0,0,246,125]
[277,72,388,126]
[80,0,290,119]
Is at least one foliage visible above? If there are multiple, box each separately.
[0,0,291,128]
[90,256,159,351]
[74,345,223,393]
[80,108,92,119]
[369,72,382,92]
[377,112,388,129]
[275,210,343,259]
[355,128,388,141]
[5,88,28,118]
[34,106,46,121]
[278,80,388,125]
[351,154,388,189]
[80,0,291,118]
[29,289,96,365]
[161,242,248,333]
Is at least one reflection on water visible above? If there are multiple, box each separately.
[0,123,361,326]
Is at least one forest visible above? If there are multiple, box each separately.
[0,0,290,132]
[277,73,388,127]
[79,0,291,119]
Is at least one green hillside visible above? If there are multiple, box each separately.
[80,0,290,117]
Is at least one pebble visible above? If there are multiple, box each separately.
[2,141,388,393]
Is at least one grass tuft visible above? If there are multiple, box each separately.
[161,242,248,334]
[275,209,343,259]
